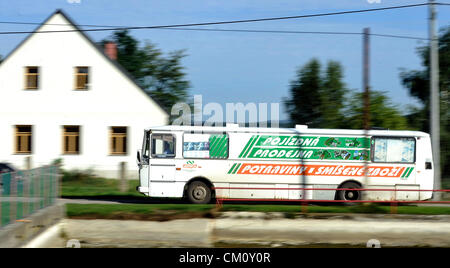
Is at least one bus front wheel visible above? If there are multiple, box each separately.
[187,181,212,204]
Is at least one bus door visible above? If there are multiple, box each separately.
[138,130,151,188]
[149,133,176,182]
[414,136,434,199]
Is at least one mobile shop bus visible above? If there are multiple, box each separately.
[136,124,434,204]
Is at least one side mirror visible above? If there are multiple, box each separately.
[137,150,141,163]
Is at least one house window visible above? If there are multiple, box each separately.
[25,67,39,89]
[63,126,80,154]
[74,67,89,90]
[110,127,127,155]
[15,125,32,154]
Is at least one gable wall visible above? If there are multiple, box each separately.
[0,13,169,178]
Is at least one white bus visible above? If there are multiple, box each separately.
[136,124,434,204]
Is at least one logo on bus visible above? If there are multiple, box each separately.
[183,160,201,169]
[238,135,371,161]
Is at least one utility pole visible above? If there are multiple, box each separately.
[363,27,370,195]
[363,28,370,131]
[429,0,441,200]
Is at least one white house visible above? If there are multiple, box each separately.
[0,10,169,179]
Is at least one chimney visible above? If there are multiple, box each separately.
[104,41,117,60]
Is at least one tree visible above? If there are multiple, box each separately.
[320,60,347,128]
[343,90,408,130]
[284,59,347,128]
[284,59,323,127]
[102,30,190,115]
[399,25,450,176]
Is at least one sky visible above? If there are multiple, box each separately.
[0,0,449,122]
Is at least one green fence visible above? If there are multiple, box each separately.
[0,165,60,227]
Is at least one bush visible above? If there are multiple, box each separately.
[62,168,96,182]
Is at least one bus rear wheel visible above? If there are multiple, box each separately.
[187,181,212,204]
[336,182,362,202]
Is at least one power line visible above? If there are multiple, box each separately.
[0,2,437,36]
[0,24,431,41]
[141,27,431,41]
[2,2,449,30]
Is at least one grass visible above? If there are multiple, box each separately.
[61,170,141,198]
[66,203,216,221]
[65,203,450,221]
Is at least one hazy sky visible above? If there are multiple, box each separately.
[1,0,449,121]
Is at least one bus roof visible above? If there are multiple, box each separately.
[145,124,430,137]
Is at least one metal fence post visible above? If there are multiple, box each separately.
[390,202,398,214]
[1,173,12,226]
[35,167,41,210]
[0,173,2,227]
[16,171,23,220]
[10,172,17,225]
[119,162,127,193]
[25,156,32,170]
[301,201,308,214]
[23,170,29,218]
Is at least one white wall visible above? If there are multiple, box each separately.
[0,12,169,179]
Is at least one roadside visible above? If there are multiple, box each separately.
[40,213,450,248]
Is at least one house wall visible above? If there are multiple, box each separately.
[0,13,169,179]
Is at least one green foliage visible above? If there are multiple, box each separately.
[321,60,348,128]
[284,59,347,128]
[50,158,63,166]
[285,59,322,127]
[102,30,190,115]
[343,90,409,130]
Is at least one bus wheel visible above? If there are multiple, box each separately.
[336,182,362,202]
[187,181,212,204]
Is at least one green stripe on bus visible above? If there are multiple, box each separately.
[209,135,219,157]
[210,135,227,158]
[209,135,220,157]
[228,163,237,174]
[401,168,408,178]
[239,136,256,158]
[405,167,414,178]
[216,136,228,158]
[402,167,411,178]
[233,163,242,174]
[244,135,260,158]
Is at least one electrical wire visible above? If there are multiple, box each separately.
[0,2,438,36]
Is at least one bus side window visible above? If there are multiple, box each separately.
[143,132,150,159]
[372,137,415,163]
[183,133,228,159]
[151,134,175,158]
